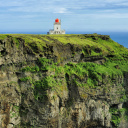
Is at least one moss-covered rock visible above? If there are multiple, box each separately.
[0,34,128,128]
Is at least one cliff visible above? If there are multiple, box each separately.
[0,34,128,128]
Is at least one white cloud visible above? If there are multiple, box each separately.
[74,12,128,19]
[0,0,128,23]
[53,8,70,13]
[1,0,128,14]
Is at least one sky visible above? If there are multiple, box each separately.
[0,0,128,33]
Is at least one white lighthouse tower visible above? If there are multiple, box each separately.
[47,18,65,34]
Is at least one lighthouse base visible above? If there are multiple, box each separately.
[47,30,65,35]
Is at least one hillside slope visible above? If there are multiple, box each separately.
[0,34,128,128]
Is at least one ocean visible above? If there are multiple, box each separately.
[1,31,128,48]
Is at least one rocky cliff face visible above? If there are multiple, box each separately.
[0,34,128,128]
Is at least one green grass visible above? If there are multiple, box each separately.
[20,77,31,82]
[3,31,128,96]
[21,65,40,72]
[19,56,128,89]
[65,56,128,88]
[49,34,128,56]
[109,108,121,127]
[109,107,128,127]
[1,34,128,96]
[0,34,8,40]
[0,34,127,57]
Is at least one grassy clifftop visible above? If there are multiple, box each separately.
[0,33,127,57]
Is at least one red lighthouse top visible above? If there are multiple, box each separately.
[55,18,59,23]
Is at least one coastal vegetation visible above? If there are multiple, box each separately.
[0,33,127,56]
[0,34,128,127]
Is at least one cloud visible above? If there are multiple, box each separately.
[1,0,128,14]
[0,0,128,23]
[73,12,128,19]
[95,13,128,19]
[53,8,71,13]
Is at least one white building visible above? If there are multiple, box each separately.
[47,18,65,35]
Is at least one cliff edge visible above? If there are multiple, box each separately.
[0,34,128,128]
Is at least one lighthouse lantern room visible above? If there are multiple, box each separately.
[47,18,65,35]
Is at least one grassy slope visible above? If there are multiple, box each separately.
[0,34,127,56]
[0,34,128,89]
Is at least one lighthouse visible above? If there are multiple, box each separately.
[47,18,65,34]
